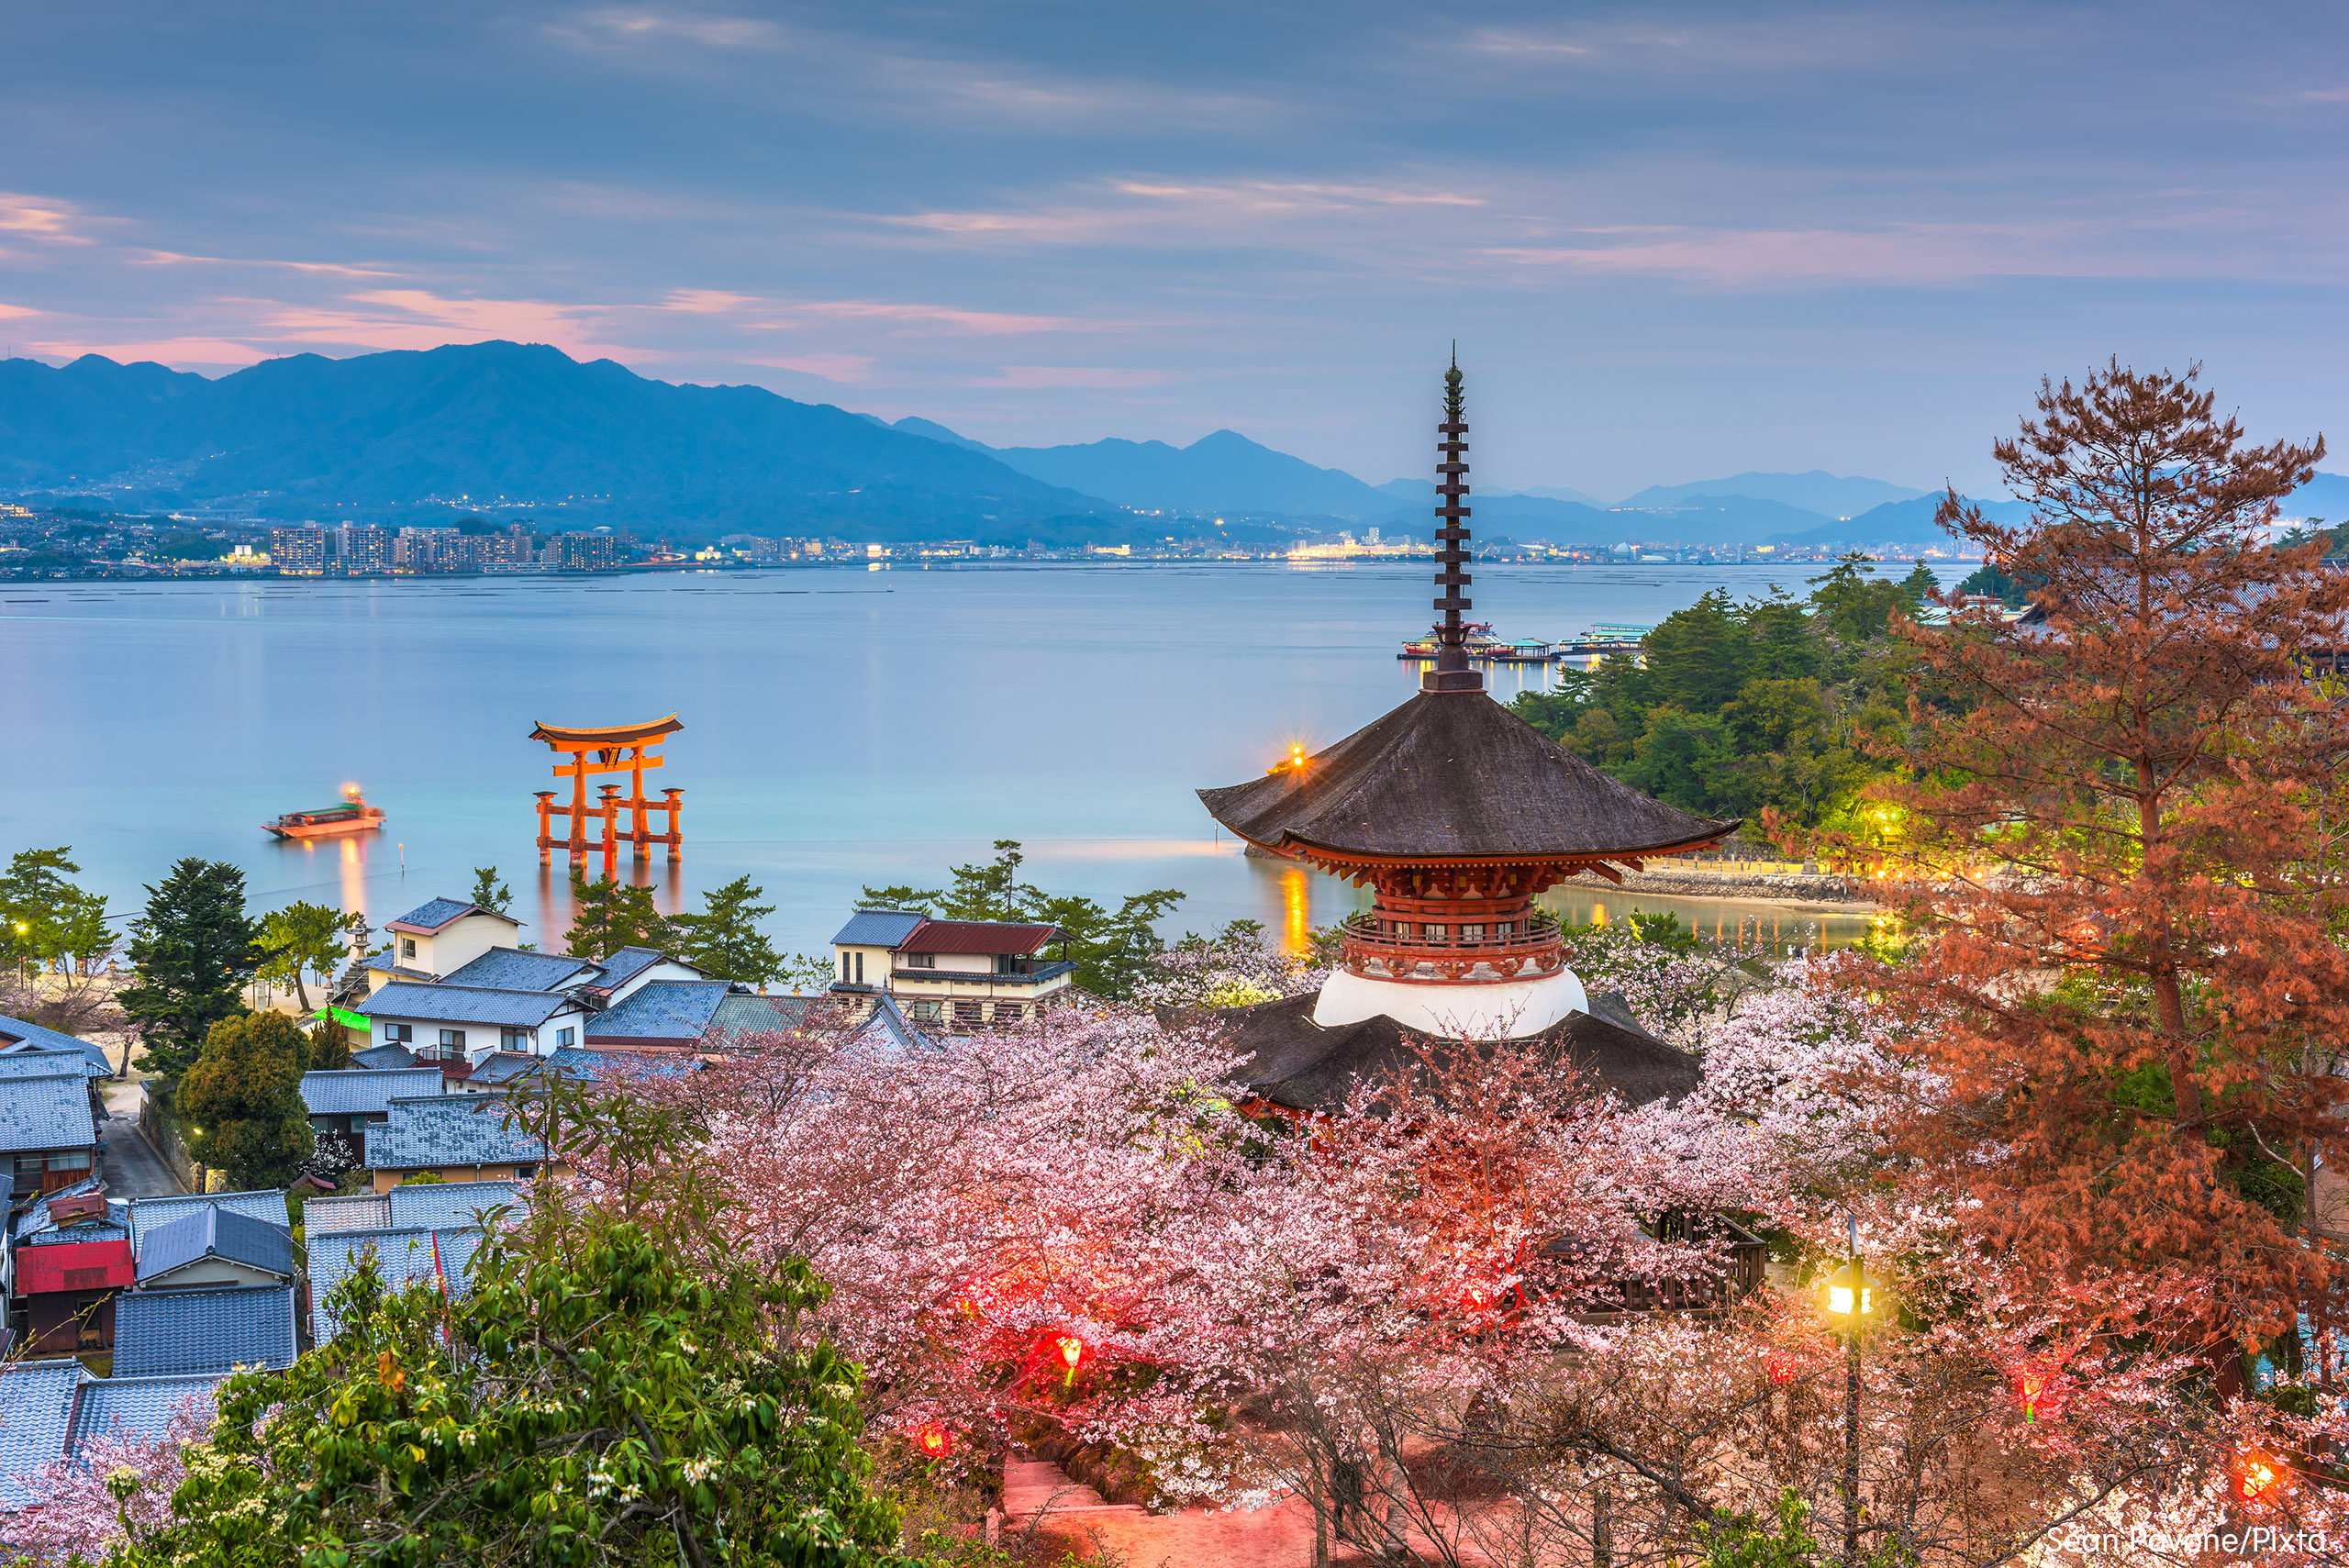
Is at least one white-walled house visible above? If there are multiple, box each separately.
[363,899,526,986]
[829,911,1075,1029]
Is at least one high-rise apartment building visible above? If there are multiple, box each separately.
[478,525,535,572]
[394,528,478,574]
[334,524,395,575]
[551,531,624,571]
[270,526,328,575]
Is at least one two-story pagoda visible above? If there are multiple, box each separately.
[1196,359,1738,1111]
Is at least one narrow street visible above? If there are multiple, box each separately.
[99,1067,183,1199]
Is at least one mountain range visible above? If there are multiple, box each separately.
[3,341,2338,547]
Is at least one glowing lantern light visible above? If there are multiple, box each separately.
[1823,1259,1873,1319]
[915,1423,953,1460]
[1057,1334,1085,1370]
[2233,1451,2288,1507]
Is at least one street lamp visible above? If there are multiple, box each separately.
[1821,1213,1876,1568]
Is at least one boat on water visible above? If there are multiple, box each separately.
[262,784,385,840]
[1398,622,1505,660]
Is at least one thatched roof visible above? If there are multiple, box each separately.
[1199,987,1700,1116]
[1198,691,1736,862]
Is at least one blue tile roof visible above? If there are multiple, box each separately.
[592,946,693,993]
[125,1190,288,1256]
[388,1179,518,1230]
[585,980,731,1042]
[300,1193,392,1232]
[387,897,496,931]
[351,1042,420,1070]
[15,1174,105,1239]
[441,948,600,992]
[366,1096,546,1171]
[308,1228,477,1343]
[357,982,576,1029]
[136,1207,295,1285]
[300,1067,446,1118]
[0,1013,115,1074]
[67,1373,219,1453]
[0,1052,102,1082]
[546,1047,694,1084]
[112,1284,297,1378]
[708,994,823,1038]
[0,1071,95,1156]
[832,909,927,948]
[0,1360,87,1505]
[463,1052,545,1085]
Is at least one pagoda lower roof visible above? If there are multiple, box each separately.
[529,715,684,747]
[1198,690,1736,862]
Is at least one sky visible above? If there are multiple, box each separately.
[1,1,2341,498]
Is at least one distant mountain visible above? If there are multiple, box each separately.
[2285,472,2349,521]
[890,416,992,453]
[1620,471,1927,517]
[1374,478,1610,512]
[968,428,1391,518]
[1765,493,2031,548]
[1604,495,1847,547]
[0,343,1119,539]
[1506,484,1610,508]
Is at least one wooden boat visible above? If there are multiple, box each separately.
[1398,622,1505,660]
[263,785,384,840]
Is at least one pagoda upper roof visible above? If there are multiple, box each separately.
[1198,690,1736,863]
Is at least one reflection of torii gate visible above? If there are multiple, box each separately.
[529,716,684,867]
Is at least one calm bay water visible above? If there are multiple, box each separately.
[0,562,1956,959]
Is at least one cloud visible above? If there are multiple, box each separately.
[555,7,790,52]
[966,366,1171,389]
[887,175,1488,247]
[0,193,95,243]
[0,302,39,320]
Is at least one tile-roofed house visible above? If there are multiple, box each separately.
[66,1373,219,1453]
[440,947,602,993]
[351,1040,421,1070]
[363,1095,548,1192]
[122,1190,290,1259]
[308,1228,478,1343]
[134,1207,295,1289]
[16,1237,134,1353]
[15,1174,106,1240]
[584,979,735,1049]
[356,982,589,1066]
[545,1047,694,1084]
[300,1067,446,1132]
[367,898,525,987]
[0,1358,87,1505]
[0,1068,99,1197]
[831,913,1075,1031]
[112,1284,298,1377]
[0,1013,115,1076]
[388,1179,518,1230]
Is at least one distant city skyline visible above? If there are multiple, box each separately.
[2,1,2341,495]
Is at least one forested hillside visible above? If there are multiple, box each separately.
[1508,557,1937,832]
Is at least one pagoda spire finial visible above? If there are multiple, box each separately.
[1426,352,1480,693]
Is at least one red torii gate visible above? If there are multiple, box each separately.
[530,715,684,867]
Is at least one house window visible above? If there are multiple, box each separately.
[437,1029,466,1060]
[855,951,865,984]
[908,1000,941,1022]
[841,953,851,983]
[1423,924,1447,940]
[516,1164,538,1179]
[995,954,1031,975]
[953,1000,985,1028]
[906,952,936,969]
[47,1151,89,1173]
[993,1002,1025,1026]
[401,937,417,960]
[386,1024,414,1043]
[1461,924,1485,940]
[555,1027,574,1048]
[500,1029,530,1051]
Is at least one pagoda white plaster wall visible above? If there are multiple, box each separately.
[1312,966,1589,1040]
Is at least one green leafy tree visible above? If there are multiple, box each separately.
[308,1017,352,1072]
[562,870,674,962]
[861,840,1182,999]
[469,865,514,915]
[669,875,784,984]
[0,846,113,977]
[117,1106,907,1567]
[256,900,367,1011]
[119,858,263,1079]
[176,1011,315,1191]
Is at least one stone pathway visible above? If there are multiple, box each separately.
[1003,1456,1358,1567]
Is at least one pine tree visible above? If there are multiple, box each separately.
[177,1011,316,1191]
[256,901,365,1012]
[562,871,674,962]
[469,866,513,916]
[668,875,783,984]
[1854,361,2348,1381]
[119,858,264,1079]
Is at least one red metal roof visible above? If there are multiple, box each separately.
[17,1239,133,1295]
[896,920,1063,956]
